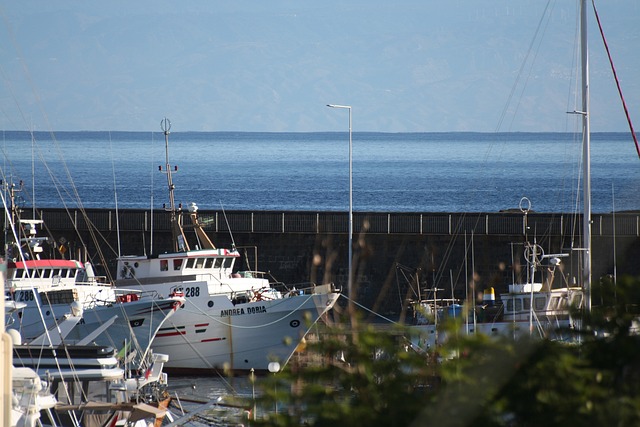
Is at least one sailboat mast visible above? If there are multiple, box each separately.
[580,0,592,313]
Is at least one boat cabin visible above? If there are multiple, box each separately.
[117,248,241,281]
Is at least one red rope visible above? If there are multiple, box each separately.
[592,0,640,159]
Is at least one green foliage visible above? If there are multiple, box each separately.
[250,318,438,427]
[246,275,640,427]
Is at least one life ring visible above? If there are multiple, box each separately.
[169,287,185,298]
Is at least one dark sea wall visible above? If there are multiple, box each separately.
[12,209,640,318]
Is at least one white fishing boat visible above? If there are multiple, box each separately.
[115,119,340,373]
[411,237,584,348]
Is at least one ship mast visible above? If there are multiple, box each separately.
[580,0,592,313]
[160,118,189,252]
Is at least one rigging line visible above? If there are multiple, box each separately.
[109,131,122,257]
[1,9,90,231]
[150,130,155,255]
[0,196,82,415]
[591,0,640,159]
[506,0,556,132]
[494,0,554,132]
[220,201,236,250]
[30,128,35,218]
[341,294,400,325]
[2,10,112,273]
[0,192,50,343]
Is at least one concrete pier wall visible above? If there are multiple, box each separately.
[13,209,640,317]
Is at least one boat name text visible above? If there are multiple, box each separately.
[221,305,267,316]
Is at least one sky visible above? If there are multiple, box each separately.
[0,0,638,133]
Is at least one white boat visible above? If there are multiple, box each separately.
[12,341,171,427]
[115,119,340,373]
[411,239,584,348]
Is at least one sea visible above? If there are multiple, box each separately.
[2,131,640,425]
[1,131,639,214]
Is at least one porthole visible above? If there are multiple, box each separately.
[208,301,214,308]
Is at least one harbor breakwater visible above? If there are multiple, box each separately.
[17,209,640,317]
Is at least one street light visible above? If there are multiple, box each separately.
[268,362,280,415]
[326,104,352,302]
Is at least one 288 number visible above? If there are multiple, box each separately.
[185,287,200,297]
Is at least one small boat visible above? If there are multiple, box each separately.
[411,227,583,348]
[412,283,584,349]
[11,339,171,427]
[115,119,340,373]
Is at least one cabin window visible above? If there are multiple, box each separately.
[558,298,568,309]
[534,297,546,310]
[523,298,530,310]
[195,258,205,269]
[214,258,223,268]
[43,269,52,279]
[160,260,169,271]
[173,259,183,271]
[185,258,196,269]
[204,258,214,268]
[40,289,75,305]
[506,298,523,312]
[550,296,561,310]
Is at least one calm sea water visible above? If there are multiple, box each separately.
[1,131,639,213]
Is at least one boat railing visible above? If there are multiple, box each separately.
[73,279,114,288]
[277,282,339,297]
[80,287,164,307]
[233,270,269,280]
[114,288,164,302]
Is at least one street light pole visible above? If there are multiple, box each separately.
[327,104,352,302]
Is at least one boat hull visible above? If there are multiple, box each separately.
[150,287,339,372]
[7,296,183,352]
